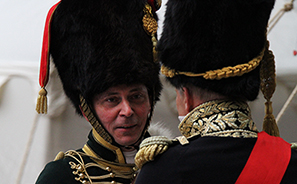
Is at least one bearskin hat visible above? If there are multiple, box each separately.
[159,0,275,101]
[37,0,162,145]
[50,0,162,114]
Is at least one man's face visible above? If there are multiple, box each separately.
[93,84,151,147]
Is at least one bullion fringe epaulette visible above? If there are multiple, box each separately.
[135,136,173,169]
[135,136,190,169]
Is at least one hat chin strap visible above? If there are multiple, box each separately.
[79,95,113,143]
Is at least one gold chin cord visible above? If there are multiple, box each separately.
[79,95,113,143]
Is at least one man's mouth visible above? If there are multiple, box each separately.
[118,125,137,129]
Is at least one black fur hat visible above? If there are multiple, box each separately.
[49,0,162,114]
[159,0,275,101]
[36,0,163,145]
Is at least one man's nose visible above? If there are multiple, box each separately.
[119,99,133,117]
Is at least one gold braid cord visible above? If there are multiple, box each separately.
[161,48,265,80]
[135,136,172,169]
[260,40,280,137]
[54,150,137,184]
[142,3,158,63]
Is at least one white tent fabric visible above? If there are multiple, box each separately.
[0,0,296,183]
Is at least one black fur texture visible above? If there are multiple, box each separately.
[158,0,275,101]
[50,0,162,115]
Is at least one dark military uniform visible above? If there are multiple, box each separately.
[136,100,297,183]
[36,129,144,184]
[134,0,297,182]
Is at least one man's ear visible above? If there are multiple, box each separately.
[182,87,194,113]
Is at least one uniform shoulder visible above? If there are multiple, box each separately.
[35,154,75,184]
[135,135,189,169]
[36,150,89,184]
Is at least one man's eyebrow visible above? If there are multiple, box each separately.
[100,92,119,98]
[129,87,146,93]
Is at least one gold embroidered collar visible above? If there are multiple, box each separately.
[179,100,258,138]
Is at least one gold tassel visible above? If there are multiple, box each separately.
[263,101,279,136]
[260,40,279,137]
[135,136,172,169]
[36,88,48,114]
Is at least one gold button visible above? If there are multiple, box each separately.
[77,165,84,172]
[133,167,138,171]
[79,173,85,179]
[110,173,115,178]
[106,167,112,172]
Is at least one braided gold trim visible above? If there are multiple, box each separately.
[161,48,265,80]
[66,150,137,183]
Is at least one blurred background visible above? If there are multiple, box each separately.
[0,0,296,183]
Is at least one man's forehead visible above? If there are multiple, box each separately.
[103,84,147,95]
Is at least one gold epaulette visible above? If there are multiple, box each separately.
[135,136,176,169]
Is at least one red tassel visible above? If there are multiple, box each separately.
[293,50,297,56]
[36,1,61,114]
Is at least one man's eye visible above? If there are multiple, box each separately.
[130,93,147,103]
[131,94,142,99]
[106,97,119,103]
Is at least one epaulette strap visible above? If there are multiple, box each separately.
[291,143,297,150]
[175,136,189,145]
[135,136,172,169]
[54,151,65,161]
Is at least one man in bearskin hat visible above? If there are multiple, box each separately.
[35,0,162,183]
[134,0,297,183]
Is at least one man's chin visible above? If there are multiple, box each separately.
[115,136,141,148]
